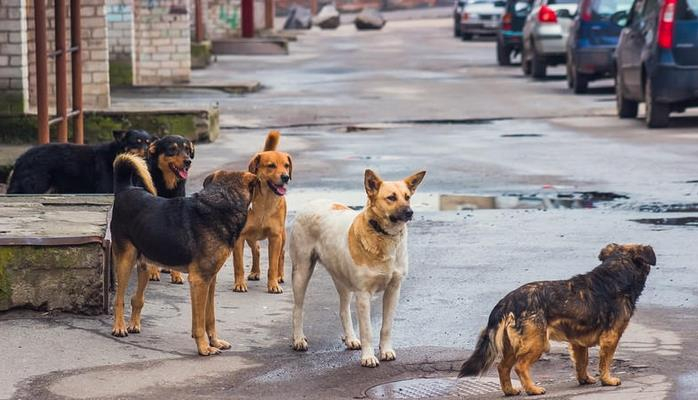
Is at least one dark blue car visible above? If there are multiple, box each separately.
[497,0,534,65]
[566,0,634,93]
[615,0,698,127]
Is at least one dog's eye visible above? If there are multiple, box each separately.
[284,164,289,168]
[405,194,411,201]
[268,163,276,169]
[387,194,397,202]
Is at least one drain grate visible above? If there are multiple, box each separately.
[366,377,514,399]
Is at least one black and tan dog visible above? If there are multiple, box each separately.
[232,130,292,293]
[7,130,153,194]
[459,243,655,396]
[110,153,256,356]
[143,135,195,284]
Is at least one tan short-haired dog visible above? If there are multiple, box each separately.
[232,131,292,294]
[290,169,426,367]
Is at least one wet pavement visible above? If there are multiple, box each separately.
[3,14,698,400]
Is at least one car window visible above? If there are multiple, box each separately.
[590,0,634,19]
[677,0,698,19]
[548,0,578,4]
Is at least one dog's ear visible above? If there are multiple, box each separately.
[248,154,261,174]
[598,243,619,261]
[364,169,382,198]
[287,155,293,180]
[404,171,426,194]
[188,142,195,159]
[113,130,127,142]
[634,245,656,266]
[242,172,258,190]
[203,171,221,188]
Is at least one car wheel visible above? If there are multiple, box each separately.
[531,49,546,79]
[573,71,589,94]
[497,40,511,66]
[645,78,670,128]
[616,72,638,118]
[461,32,473,40]
[521,46,532,75]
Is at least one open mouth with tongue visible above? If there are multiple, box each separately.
[169,163,189,180]
[267,180,287,196]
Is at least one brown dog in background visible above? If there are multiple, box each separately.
[232,130,292,294]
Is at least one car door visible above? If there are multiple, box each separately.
[617,0,647,98]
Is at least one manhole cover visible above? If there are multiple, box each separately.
[366,377,515,399]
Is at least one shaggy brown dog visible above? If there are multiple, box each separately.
[232,130,292,294]
[459,244,655,396]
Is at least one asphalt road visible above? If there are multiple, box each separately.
[3,15,698,400]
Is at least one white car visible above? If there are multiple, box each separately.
[521,0,577,78]
[459,0,506,40]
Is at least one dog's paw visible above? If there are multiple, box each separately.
[579,375,597,385]
[278,276,285,284]
[379,348,396,361]
[361,355,380,368]
[525,385,546,396]
[293,336,309,351]
[342,336,362,350]
[170,271,184,285]
[126,322,141,334]
[601,376,621,386]
[148,270,161,281]
[503,387,522,396]
[247,272,260,281]
[268,283,283,294]
[198,346,222,356]
[210,338,231,350]
[111,321,128,337]
[233,281,248,292]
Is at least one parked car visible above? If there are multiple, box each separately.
[454,0,467,36]
[459,0,507,40]
[615,0,698,127]
[497,0,535,65]
[521,0,578,78]
[566,0,634,93]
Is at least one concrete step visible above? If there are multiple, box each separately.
[212,38,289,56]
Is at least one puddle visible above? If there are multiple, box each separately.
[500,133,544,138]
[631,217,698,227]
[637,203,698,213]
[286,189,628,212]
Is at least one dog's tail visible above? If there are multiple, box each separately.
[263,130,281,151]
[458,310,514,378]
[113,153,156,195]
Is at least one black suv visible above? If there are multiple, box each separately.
[615,0,698,128]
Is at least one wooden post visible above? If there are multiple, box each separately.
[264,0,273,29]
[195,0,205,42]
[71,0,84,144]
[55,0,68,142]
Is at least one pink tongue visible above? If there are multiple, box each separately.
[276,185,287,195]
[178,169,188,180]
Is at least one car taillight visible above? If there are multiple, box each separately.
[502,12,513,30]
[579,0,592,21]
[462,12,470,21]
[538,5,557,23]
[658,0,676,49]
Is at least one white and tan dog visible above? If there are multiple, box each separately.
[290,169,426,367]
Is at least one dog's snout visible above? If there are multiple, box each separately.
[404,208,414,220]
[184,158,192,169]
[281,174,290,184]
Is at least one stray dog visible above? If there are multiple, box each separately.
[110,153,256,355]
[290,169,426,367]
[459,243,656,396]
[232,130,291,294]
[144,135,195,284]
[7,130,152,194]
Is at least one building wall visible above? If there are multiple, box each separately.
[133,0,191,85]
[0,0,30,114]
[106,0,134,85]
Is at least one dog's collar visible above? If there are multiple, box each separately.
[369,219,394,236]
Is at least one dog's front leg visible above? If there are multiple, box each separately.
[232,238,248,292]
[599,327,624,386]
[379,280,401,361]
[206,275,231,350]
[356,291,379,367]
[189,272,220,356]
[267,234,283,294]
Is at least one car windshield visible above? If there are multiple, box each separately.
[589,0,633,20]
[677,0,698,20]
[547,0,578,4]
[471,0,497,4]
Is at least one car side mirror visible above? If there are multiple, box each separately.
[610,10,629,27]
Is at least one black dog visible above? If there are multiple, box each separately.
[143,135,195,283]
[7,130,153,194]
[110,153,256,356]
[459,243,655,396]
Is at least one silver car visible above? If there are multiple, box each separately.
[459,0,506,40]
[521,0,577,78]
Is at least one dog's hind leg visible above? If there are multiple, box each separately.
[335,282,360,350]
[379,280,402,362]
[232,238,248,292]
[206,275,231,350]
[267,234,284,294]
[112,242,137,337]
[357,291,379,367]
[497,337,521,396]
[278,230,286,284]
[599,324,626,386]
[570,344,596,385]
[127,260,151,334]
[247,239,261,281]
[291,249,316,351]
[513,320,547,395]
